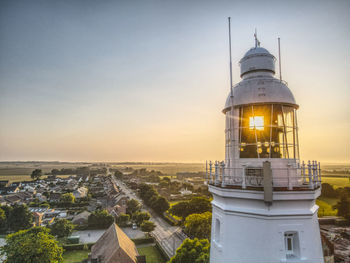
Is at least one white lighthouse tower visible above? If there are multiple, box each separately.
[207,30,324,263]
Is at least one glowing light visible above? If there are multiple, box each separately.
[249,116,264,130]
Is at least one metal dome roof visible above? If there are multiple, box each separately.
[241,47,272,58]
[239,46,276,77]
[223,78,297,113]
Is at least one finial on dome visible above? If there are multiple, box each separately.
[254,28,260,48]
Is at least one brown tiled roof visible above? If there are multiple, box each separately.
[91,223,139,263]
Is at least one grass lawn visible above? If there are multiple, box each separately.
[62,250,89,263]
[322,177,350,188]
[138,245,166,263]
[316,197,338,217]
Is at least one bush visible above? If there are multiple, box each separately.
[63,243,95,251]
[131,237,155,245]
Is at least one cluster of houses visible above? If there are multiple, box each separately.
[0,176,89,206]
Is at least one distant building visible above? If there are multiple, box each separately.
[88,223,140,263]
[33,212,43,226]
[49,192,62,203]
[73,187,88,199]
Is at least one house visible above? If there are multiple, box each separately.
[4,194,21,205]
[72,211,91,226]
[0,180,9,187]
[0,196,7,206]
[73,187,88,199]
[33,212,43,226]
[49,192,62,202]
[1,186,19,194]
[16,191,33,202]
[89,223,141,263]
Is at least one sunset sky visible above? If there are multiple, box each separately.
[1,0,349,163]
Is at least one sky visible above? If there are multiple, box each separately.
[0,0,349,163]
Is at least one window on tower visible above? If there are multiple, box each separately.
[214,218,221,243]
[238,104,299,159]
[284,231,300,260]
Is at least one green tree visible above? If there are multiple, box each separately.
[170,197,211,220]
[0,208,6,231]
[140,220,156,235]
[114,170,123,180]
[152,196,170,215]
[30,169,42,181]
[88,209,114,229]
[60,193,75,205]
[321,183,338,198]
[184,212,212,239]
[8,204,33,232]
[50,218,74,238]
[126,199,141,215]
[0,227,63,263]
[116,213,130,227]
[133,211,150,226]
[169,238,210,263]
[169,201,189,219]
[333,195,350,220]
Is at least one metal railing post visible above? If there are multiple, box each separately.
[302,161,306,184]
[287,163,292,190]
[308,160,313,189]
[242,164,247,189]
[215,161,219,185]
[209,161,212,184]
[318,162,321,185]
[313,160,318,186]
[221,162,226,187]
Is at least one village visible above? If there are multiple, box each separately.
[0,165,211,262]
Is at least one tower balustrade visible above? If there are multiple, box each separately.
[206,160,321,190]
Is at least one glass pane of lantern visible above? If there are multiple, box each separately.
[249,116,264,130]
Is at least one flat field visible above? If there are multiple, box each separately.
[111,163,205,175]
[321,177,350,188]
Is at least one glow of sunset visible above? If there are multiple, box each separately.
[1,0,349,163]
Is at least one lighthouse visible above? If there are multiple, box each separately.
[207,31,324,263]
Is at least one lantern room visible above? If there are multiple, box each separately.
[222,44,300,170]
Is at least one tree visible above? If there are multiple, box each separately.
[114,170,123,180]
[152,196,170,215]
[0,227,63,263]
[126,199,141,215]
[140,220,156,235]
[169,238,210,263]
[50,219,74,238]
[60,193,75,205]
[321,183,338,198]
[170,197,211,220]
[116,213,130,227]
[133,211,150,226]
[30,169,42,181]
[169,201,189,219]
[333,194,350,221]
[88,209,114,229]
[0,208,6,231]
[8,204,33,232]
[184,212,212,239]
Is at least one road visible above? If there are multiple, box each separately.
[110,175,186,258]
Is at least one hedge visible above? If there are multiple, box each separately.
[131,237,154,245]
[63,243,95,251]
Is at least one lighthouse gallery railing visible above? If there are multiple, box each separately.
[206,160,321,190]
